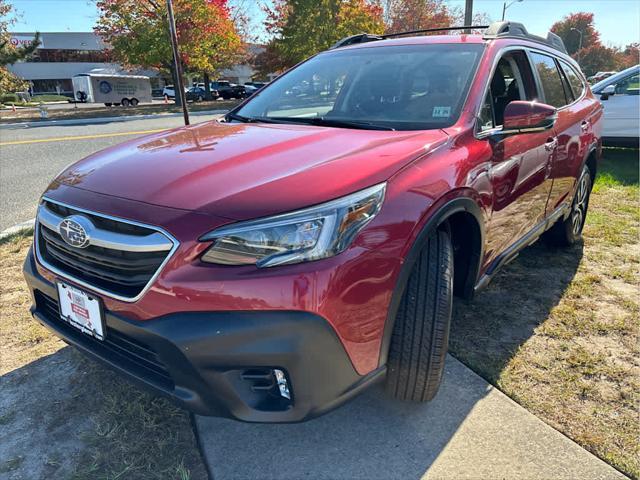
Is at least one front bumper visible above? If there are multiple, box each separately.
[24,249,384,422]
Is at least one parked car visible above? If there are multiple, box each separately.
[243,84,258,96]
[587,71,617,84]
[162,85,187,99]
[210,80,246,99]
[186,86,207,102]
[24,21,602,423]
[591,65,640,147]
[244,82,268,97]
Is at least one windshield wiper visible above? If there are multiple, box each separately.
[226,114,395,131]
[269,116,395,131]
[224,112,259,123]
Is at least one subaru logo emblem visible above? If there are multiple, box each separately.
[58,215,92,248]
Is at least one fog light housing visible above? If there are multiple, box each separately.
[274,368,291,400]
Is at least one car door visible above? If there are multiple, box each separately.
[479,50,556,266]
[599,69,640,139]
[529,52,590,214]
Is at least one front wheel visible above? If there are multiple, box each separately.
[545,164,592,246]
[385,229,453,402]
[130,98,139,106]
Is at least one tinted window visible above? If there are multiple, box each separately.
[530,52,568,108]
[236,44,484,130]
[615,72,640,95]
[559,60,585,100]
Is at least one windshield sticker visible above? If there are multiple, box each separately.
[432,106,451,118]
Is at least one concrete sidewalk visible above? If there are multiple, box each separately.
[195,355,625,480]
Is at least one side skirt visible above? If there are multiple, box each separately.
[474,203,569,293]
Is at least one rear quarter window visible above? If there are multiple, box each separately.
[559,60,585,101]
[530,52,568,108]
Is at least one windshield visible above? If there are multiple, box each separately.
[234,43,484,130]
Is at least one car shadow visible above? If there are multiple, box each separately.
[450,240,584,384]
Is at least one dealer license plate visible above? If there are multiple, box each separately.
[56,282,105,340]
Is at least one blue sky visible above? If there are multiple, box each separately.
[9,0,640,48]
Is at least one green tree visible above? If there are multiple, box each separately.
[0,0,41,94]
[95,0,244,99]
[259,0,384,73]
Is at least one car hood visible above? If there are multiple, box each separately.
[55,121,448,220]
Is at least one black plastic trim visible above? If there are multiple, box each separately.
[378,196,485,367]
[24,249,384,423]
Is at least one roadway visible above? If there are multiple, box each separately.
[0,112,221,231]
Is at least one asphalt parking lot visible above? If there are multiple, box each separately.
[0,112,221,231]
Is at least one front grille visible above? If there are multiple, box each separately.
[36,199,175,300]
[35,291,174,390]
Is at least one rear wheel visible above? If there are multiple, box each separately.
[121,98,130,107]
[385,229,453,402]
[130,98,139,106]
[545,164,592,246]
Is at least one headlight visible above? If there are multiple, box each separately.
[200,183,386,267]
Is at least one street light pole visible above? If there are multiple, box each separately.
[571,27,583,64]
[502,0,523,21]
[166,0,189,126]
[464,0,473,33]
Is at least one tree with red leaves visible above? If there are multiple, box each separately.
[551,12,639,76]
[95,0,243,93]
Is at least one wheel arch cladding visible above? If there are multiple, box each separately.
[378,196,484,367]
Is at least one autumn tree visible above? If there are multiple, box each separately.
[617,43,640,71]
[95,0,243,100]
[551,12,600,56]
[0,0,41,95]
[258,0,384,73]
[551,12,636,76]
[383,0,454,34]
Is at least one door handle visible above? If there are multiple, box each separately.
[581,121,590,131]
[545,138,558,151]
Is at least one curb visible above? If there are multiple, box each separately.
[0,218,35,240]
[0,109,228,129]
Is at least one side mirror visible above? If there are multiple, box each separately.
[500,101,557,135]
[600,84,616,100]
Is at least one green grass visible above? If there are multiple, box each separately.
[450,147,640,478]
[32,94,71,103]
[69,354,207,480]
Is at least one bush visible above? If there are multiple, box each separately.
[0,93,19,104]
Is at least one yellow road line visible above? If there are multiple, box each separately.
[0,128,166,146]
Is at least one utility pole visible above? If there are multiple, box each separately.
[571,27,583,64]
[166,0,189,126]
[464,0,473,33]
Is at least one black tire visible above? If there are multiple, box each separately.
[385,229,453,402]
[104,103,112,107]
[121,98,130,107]
[130,98,139,106]
[545,164,592,246]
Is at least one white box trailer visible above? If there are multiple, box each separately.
[72,73,152,106]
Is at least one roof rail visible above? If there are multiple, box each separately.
[330,25,488,49]
[331,33,384,49]
[483,21,567,53]
[330,22,568,54]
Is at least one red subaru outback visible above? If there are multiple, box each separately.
[24,22,601,422]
